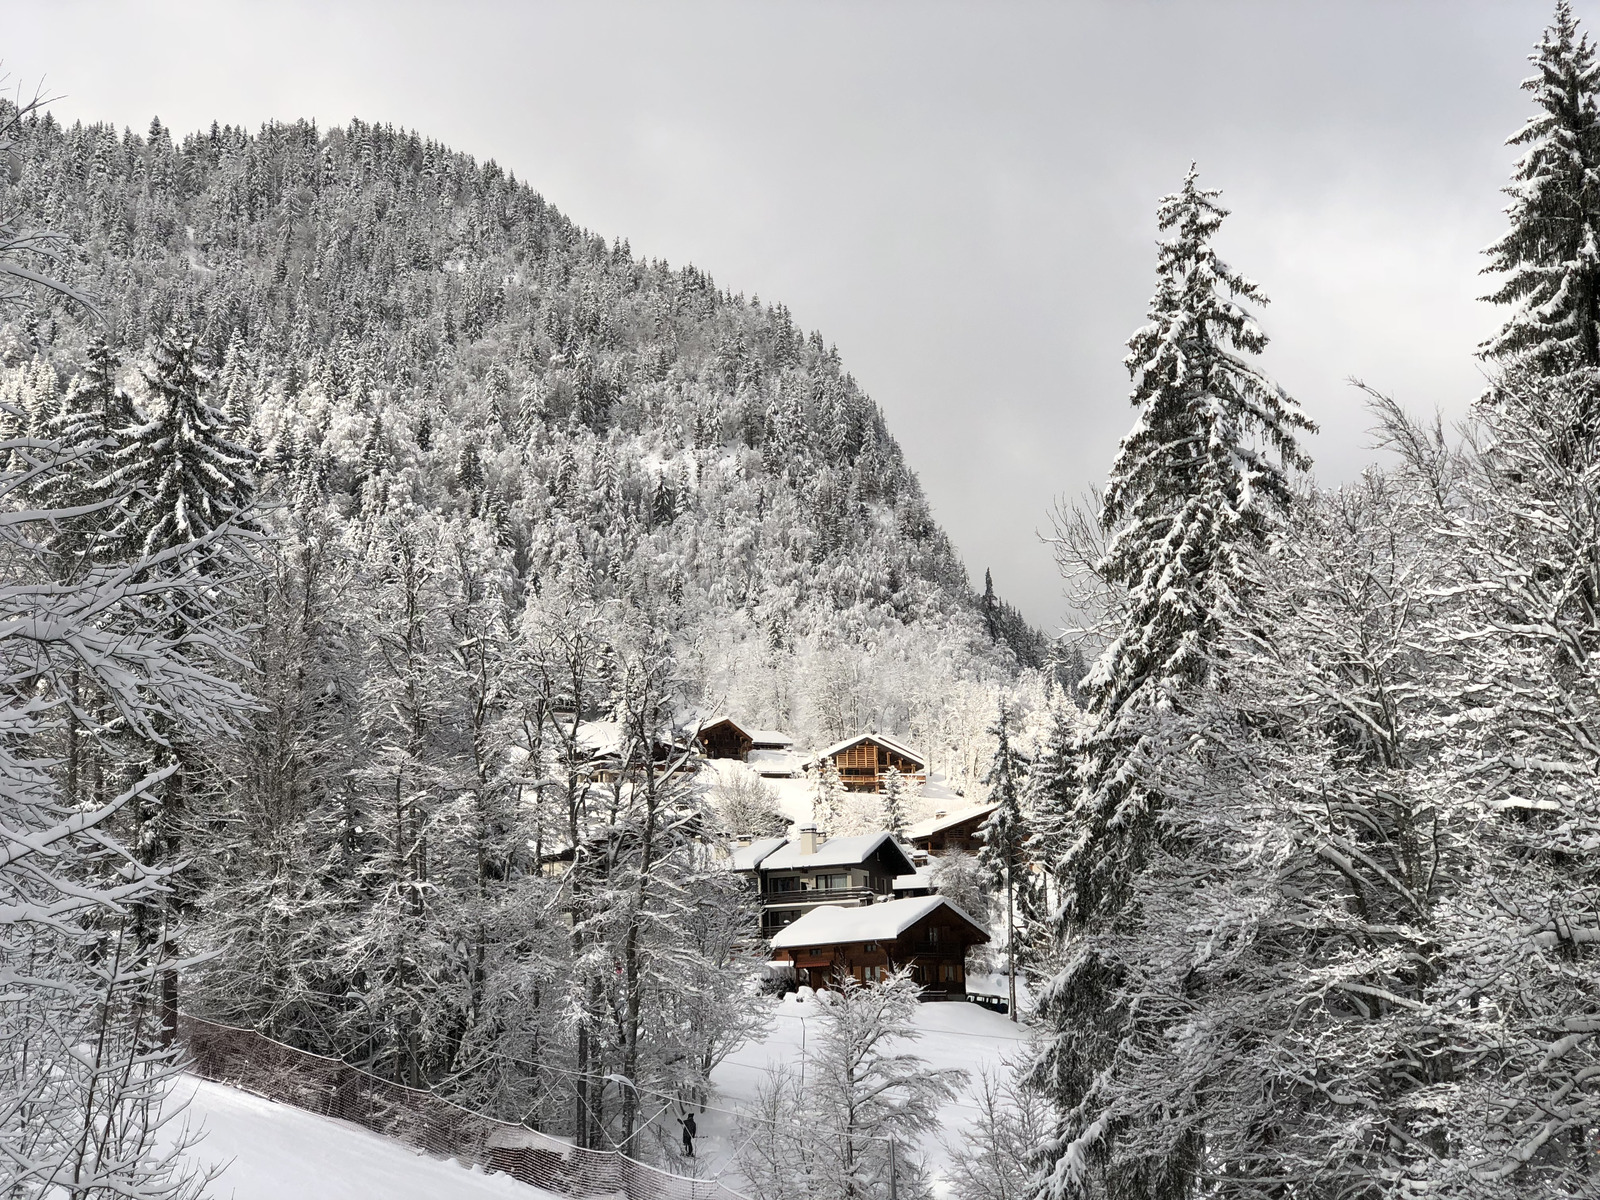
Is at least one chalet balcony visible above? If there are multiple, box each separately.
[760,886,881,908]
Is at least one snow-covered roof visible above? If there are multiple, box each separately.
[562,719,693,760]
[906,803,998,841]
[770,895,989,949]
[749,729,794,747]
[804,732,927,770]
[572,720,622,757]
[760,831,914,872]
[746,749,799,776]
[893,865,937,891]
[730,836,787,871]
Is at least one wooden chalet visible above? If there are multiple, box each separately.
[907,804,999,856]
[769,895,989,996]
[805,733,927,794]
[696,717,794,762]
[735,825,917,936]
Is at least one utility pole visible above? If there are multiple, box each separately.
[888,1136,898,1200]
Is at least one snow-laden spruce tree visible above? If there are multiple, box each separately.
[1032,167,1313,1200]
[812,758,845,832]
[33,336,133,568]
[880,765,910,837]
[1483,1,1600,420]
[96,323,258,1047]
[977,698,1029,1022]
[102,324,256,564]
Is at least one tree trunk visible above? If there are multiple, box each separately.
[1006,868,1017,1023]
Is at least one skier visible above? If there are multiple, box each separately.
[681,1110,697,1158]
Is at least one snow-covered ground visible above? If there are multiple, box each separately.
[168,996,1028,1199]
[660,992,1033,1194]
[169,1076,559,1200]
[701,758,967,833]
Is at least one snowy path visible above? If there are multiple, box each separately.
[170,1076,559,1200]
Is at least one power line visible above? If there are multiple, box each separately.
[767,1007,1035,1044]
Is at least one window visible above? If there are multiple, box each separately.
[928,926,941,945]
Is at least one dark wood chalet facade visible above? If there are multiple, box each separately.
[806,733,927,793]
[697,718,795,762]
[770,895,989,996]
[734,826,917,936]
[698,718,754,761]
[907,804,999,856]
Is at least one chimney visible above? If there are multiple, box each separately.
[799,824,819,855]
[934,810,946,820]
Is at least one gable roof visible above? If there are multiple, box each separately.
[749,729,794,747]
[892,865,937,891]
[906,803,999,841]
[729,836,788,871]
[770,895,989,949]
[804,733,927,771]
[697,716,750,738]
[759,831,916,875]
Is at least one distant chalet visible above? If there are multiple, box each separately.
[695,717,800,777]
[804,733,927,793]
[735,825,916,936]
[770,895,989,995]
[696,717,794,761]
[906,803,999,857]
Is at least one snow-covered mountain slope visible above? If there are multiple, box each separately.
[3,111,1049,692]
[170,1076,560,1200]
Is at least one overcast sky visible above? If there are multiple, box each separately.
[6,1,1580,628]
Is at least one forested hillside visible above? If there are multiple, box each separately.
[2,109,1046,735]
[27,6,1600,1195]
[0,101,1059,1194]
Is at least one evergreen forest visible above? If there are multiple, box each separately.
[4,4,1600,1199]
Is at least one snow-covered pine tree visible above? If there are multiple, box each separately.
[812,758,844,833]
[977,698,1028,1022]
[34,337,133,566]
[188,507,368,1049]
[1483,1,1600,432]
[97,323,259,1045]
[880,765,910,837]
[102,323,256,564]
[1032,167,1313,1200]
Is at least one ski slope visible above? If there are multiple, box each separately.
[170,1076,560,1200]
